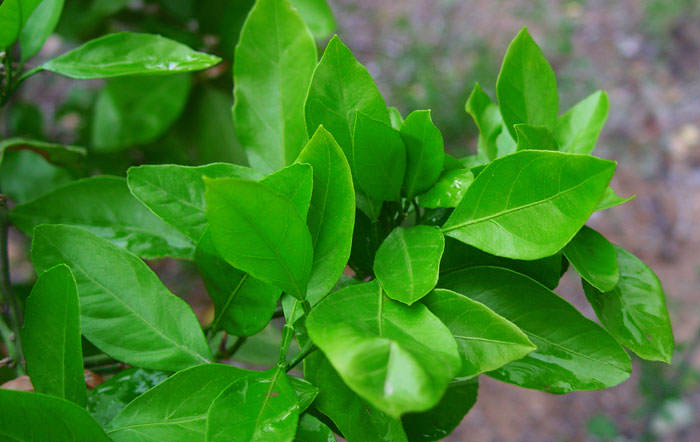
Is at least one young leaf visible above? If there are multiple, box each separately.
[21,264,86,406]
[441,267,631,393]
[465,83,513,160]
[296,126,356,304]
[442,150,616,260]
[400,110,444,198]
[0,390,110,441]
[0,136,85,171]
[205,368,300,442]
[92,74,191,152]
[374,226,445,305]
[422,289,535,377]
[204,177,313,299]
[295,414,338,442]
[305,35,389,159]
[107,364,249,441]
[127,163,262,242]
[388,106,404,130]
[401,378,478,442]
[563,226,620,292]
[306,280,460,417]
[514,124,558,150]
[416,169,473,209]
[195,229,280,336]
[42,32,221,79]
[11,176,194,259]
[19,0,65,61]
[496,27,558,139]
[583,245,674,363]
[556,90,609,155]
[31,225,212,370]
[261,163,314,219]
[596,186,635,211]
[233,0,317,173]
[290,0,336,41]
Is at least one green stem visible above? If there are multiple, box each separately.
[217,335,246,361]
[286,342,317,372]
[83,353,116,367]
[0,195,24,376]
[10,66,41,94]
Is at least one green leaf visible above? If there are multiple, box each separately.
[205,368,300,442]
[596,186,635,211]
[399,110,444,198]
[465,83,514,160]
[21,264,86,406]
[11,176,194,259]
[107,364,248,442]
[295,414,337,442]
[440,237,563,289]
[563,226,619,292]
[261,163,314,219]
[92,74,191,152]
[296,126,355,304]
[306,280,460,417]
[351,111,406,201]
[0,136,85,172]
[0,149,72,204]
[195,229,280,336]
[205,177,313,299]
[19,0,64,61]
[440,267,631,393]
[388,106,404,130]
[374,226,445,305]
[87,368,169,426]
[128,163,261,242]
[289,377,319,413]
[496,27,558,139]
[305,35,389,162]
[42,32,221,79]
[290,0,336,41]
[583,245,674,363]
[31,225,212,370]
[514,124,558,150]
[0,0,22,49]
[0,390,110,441]
[304,352,408,442]
[423,288,535,377]
[233,0,317,173]
[401,378,478,442]
[442,150,616,260]
[416,169,473,209]
[556,90,609,155]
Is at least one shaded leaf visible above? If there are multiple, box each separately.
[295,414,337,442]
[261,163,314,219]
[400,110,444,198]
[416,169,473,209]
[19,0,64,61]
[514,124,558,150]
[564,226,619,292]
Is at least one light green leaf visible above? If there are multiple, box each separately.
[289,376,319,413]
[441,267,631,393]
[596,186,635,211]
[0,136,85,172]
[556,90,609,155]
[31,225,212,371]
[306,280,460,417]
[289,0,336,41]
[107,364,248,442]
[19,0,64,61]
[42,32,221,79]
[205,368,300,442]
[465,83,514,160]
[128,163,261,242]
[21,264,86,406]
[92,74,191,152]
[0,0,22,49]
[388,106,404,130]
[496,27,558,139]
[423,288,535,377]
[11,176,194,259]
[416,169,473,209]
[261,163,314,219]
[296,126,355,304]
[205,177,313,299]
[0,390,110,441]
[234,0,317,173]
[514,124,558,150]
[583,245,674,363]
[564,226,619,292]
[374,226,445,305]
[400,110,444,198]
[442,150,616,260]
[294,414,337,442]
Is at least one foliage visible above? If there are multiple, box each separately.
[0,1,674,441]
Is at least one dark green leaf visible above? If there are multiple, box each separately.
[42,32,221,79]
[556,90,609,155]
[261,163,314,219]
[0,150,73,203]
[563,226,619,292]
[442,150,616,260]
[374,226,445,305]
[416,169,473,209]
[441,267,631,393]
[514,124,558,150]
[583,246,674,363]
[400,110,444,198]
[19,0,64,61]
[290,0,336,41]
[596,186,635,211]
[0,136,85,172]
[21,264,86,406]
[295,414,337,442]
[31,225,211,370]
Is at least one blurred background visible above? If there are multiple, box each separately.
[2,0,699,440]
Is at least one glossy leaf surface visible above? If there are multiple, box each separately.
[563,226,619,292]
[21,264,86,406]
[374,226,445,305]
[417,169,473,209]
[306,280,460,417]
[583,246,674,362]
[234,0,317,173]
[441,267,631,393]
[42,32,221,79]
[400,110,444,198]
[556,90,609,155]
[294,414,337,442]
[32,225,211,370]
[12,176,194,259]
[442,150,616,260]
[19,0,64,61]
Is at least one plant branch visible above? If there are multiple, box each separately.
[217,335,247,361]
[286,342,317,372]
[0,195,24,375]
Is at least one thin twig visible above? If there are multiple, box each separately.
[0,195,24,375]
[286,343,317,372]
